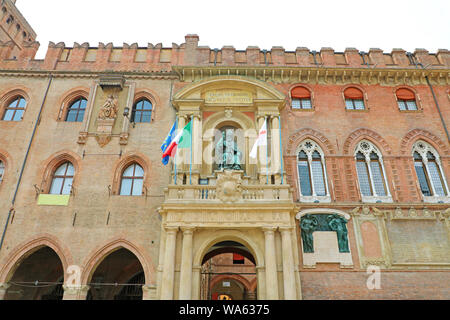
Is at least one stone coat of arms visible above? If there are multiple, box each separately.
[216,170,242,203]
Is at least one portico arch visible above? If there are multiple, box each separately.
[193,230,263,267]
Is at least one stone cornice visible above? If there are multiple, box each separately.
[0,69,179,79]
[173,66,450,86]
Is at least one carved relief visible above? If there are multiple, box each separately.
[216,170,242,203]
[98,95,119,120]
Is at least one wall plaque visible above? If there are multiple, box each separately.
[205,90,252,104]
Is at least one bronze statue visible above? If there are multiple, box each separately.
[216,129,242,170]
[327,214,350,253]
[300,214,318,253]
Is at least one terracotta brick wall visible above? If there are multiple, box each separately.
[300,271,450,299]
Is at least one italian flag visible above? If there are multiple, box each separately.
[161,121,192,159]
[250,118,267,158]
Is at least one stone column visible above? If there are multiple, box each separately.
[179,227,195,299]
[256,266,265,300]
[263,227,279,300]
[271,116,281,176]
[191,265,201,300]
[279,227,297,300]
[160,227,178,300]
[142,284,157,300]
[0,283,10,300]
[192,114,202,169]
[257,116,268,183]
[176,115,187,179]
[62,285,90,300]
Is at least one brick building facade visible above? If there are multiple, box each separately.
[0,0,448,300]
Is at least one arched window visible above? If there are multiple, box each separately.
[65,98,87,122]
[291,86,312,110]
[412,141,448,198]
[50,162,74,195]
[120,163,144,196]
[2,96,27,121]
[297,140,328,200]
[131,98,152,123]
[354,141,390,199]
[344,87,365,110]
[396,88,417,111]
[0,160,4,183]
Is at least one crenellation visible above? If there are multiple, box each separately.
[320,47,335,66]
[245,46,259,66]
[0,35,449,70]
[436,49,449,66]
[391,48,409,66]
[295,47,310,65]
[270,46,285,65]
[344,48,361,67]
[221,46,235,65]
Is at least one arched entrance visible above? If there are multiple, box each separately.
[86,248,145,300]
[4,246,64,300]
[200,241,257,300]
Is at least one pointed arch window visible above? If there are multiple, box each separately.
[2,96,27,121]
[65,98,87,122]
[50,162,74,195]
[412,141,448,199]
[131,98,152,123]
[120,163,144,196]
[354,141,391,201]
[296,140,329,201]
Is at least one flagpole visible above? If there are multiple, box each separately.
[279,115,284,185]
[173,117,178,185]
[189,119,193,185]
[266,116,269,185]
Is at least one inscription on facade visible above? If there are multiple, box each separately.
[205,90,252,104]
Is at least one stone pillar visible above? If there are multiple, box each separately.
[179,227,195,299]
[263,227,279,300]
[142,284,157,300]
[0,283,10,300]
[271,116,281,177]
[176,115,186,178]
[279,227,297,300]
[256,266,265,300]
[191,265,201,300]
[160,227,178,300]
[192,114,202,169]
[257,116,268,183]
[62,285,90,300]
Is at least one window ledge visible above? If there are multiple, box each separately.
[361,195,393,203]
[345,108,368,112]
[37,194,70,206]
[398,109,422,113]
[291,108,314,112]
[423,196,450,204]
[299,195,331,203]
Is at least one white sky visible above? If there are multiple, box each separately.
[16,0,450,59]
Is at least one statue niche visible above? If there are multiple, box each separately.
[215,127,242,171]
[95,94,119,147]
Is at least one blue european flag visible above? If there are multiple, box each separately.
[161,120,178,165]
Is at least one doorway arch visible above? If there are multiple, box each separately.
[3,246,64,300]
[197,235,260,301]
[85,248,145,300]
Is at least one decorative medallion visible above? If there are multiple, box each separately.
[95,134,111,148]
[216,170,242,203]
